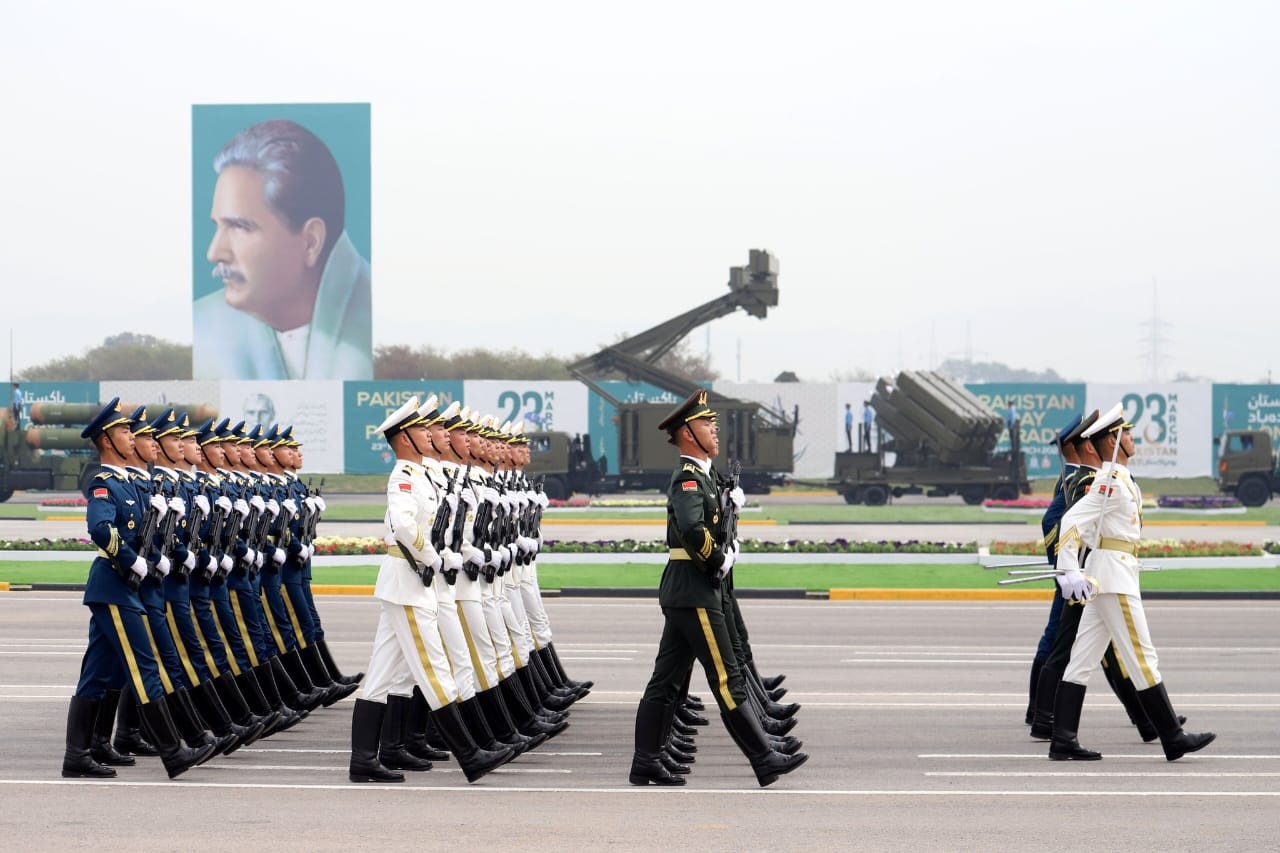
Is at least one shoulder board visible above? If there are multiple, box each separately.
[401,465,415,477]
[681,464,701,475]
[94,470,120,481]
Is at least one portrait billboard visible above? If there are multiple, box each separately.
[192,103,372,381]
[343,381,465,474]
[219,381,344,473]
[968,383,1087,479]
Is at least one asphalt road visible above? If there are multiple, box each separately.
[0,592,1276,851]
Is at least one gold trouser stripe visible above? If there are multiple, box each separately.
[281,589,309,649]
[109,604,150,705]
[695,607,737,712]
[141,615,175,694]
[1118,596,1155,688]
[228,592,261,668]
[1110,643,1132,680]
[189,602,222,678]
[165,603,201,686]
[508,629,523,668]
[1099,537,1138,556]
[669,548,691,560]
[260,590,289,655]
[404,605,450,708]
[457,603,490,692]
[210,603,243,676]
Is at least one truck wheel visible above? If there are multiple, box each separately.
[862,485,889,507]
[842,489,862,505]
[543,476,567,502]
[960,486,987,506]
[1236,478,1270,508]
[992,485,1019,502]
[0,487,12,503]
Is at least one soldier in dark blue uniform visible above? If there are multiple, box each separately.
[62,398,215,779]
[629,390,808,788]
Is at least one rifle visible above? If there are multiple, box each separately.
[431,465,459,553]
[449,464,474,576]
[304,478,326,543]
[184,479,207,554]
[200,500,228,583]
[471,475,497,582]
[135,476,164,582]
[723,459,742,548]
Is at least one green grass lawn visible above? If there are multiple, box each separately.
[5,561,1276,592]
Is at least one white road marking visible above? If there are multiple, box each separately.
[556,657,633,662]
[240,748,604,757]
[919,754,1280,760]
[193,764,572,774]
[1,780,1278,797]
[926,771,1280,778]
[841,659,1028,665]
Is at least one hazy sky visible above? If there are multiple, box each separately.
[4,1,1276,384]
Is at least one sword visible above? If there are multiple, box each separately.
[982,559,1052,570]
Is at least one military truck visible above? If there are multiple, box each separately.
[1215,429,1280,506]
[528,250,797,499]
[832,370,1029,505]
[0,402,217,502]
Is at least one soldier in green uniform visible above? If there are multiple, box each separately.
[629,390,808,788]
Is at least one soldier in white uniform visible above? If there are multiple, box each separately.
[347,396,513,783]
[1049,404,1216,762]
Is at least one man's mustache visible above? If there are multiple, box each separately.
[211,263,246,283]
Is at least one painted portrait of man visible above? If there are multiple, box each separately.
[192,109,372,380]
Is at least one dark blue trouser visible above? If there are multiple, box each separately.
[189,594,236,676]
[283,580,318,647]
[1034,585,1066,660]
[141,582,189,692]
[165,596,215,685]
[259,569,298,653]
[212,589,258,673]
[76,603,165,702]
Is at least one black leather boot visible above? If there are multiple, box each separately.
[317,637,363,686]
[676,704,709,727]
[193,679,260,754]
[302,644,359,706]
[721,706,809,788]
[1030,663,1060,740]
[683,695,705,712]
[629,700,686,786]
[526,659,577,710]
[349,698,404,783]
[250,664,305,733]
[169,686,235,758]
[1136,682,1216,761]
[271,655,329,712]
[140,696,217,779]
[547,642,592,691]
[660,699,695,763]
[1048,681,1102,761]
[1102,655,1159,743]
[380,694,432,771]
[89,688,134,767]
[63,696,116,778]
[771,734,803,755]
[500,676,567,738]
[218,671,279,735]
[405,689,451,762]
[661,749,691,775]
[112,687,158,757]
[516,664,573,716]
[1025,656,1045,726]
[767,686,788,702]
[478,687,544,755]
[430,702,514,783]
[459,695,505,753]
[747,671,801,720]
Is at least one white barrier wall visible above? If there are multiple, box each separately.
[219,381,346,473]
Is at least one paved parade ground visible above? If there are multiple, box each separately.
[1,592,1276,851]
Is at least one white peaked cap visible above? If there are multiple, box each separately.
[375,395,421,437]
[1081,402,1129,439]
[416,394,439,419]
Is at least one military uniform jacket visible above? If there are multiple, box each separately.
[83,467,147,608]
[422,459,459,604]
[658,456,729,611]
[1057,462,1143,597]
[375,460,440,607]
[1040,463,1078,565]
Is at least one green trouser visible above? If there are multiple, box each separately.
[641,606,748,713]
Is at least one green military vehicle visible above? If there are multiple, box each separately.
[833,370,1029,505]
[527,250,797,499]
[0,401,217,502]
[1215,429,1280,506]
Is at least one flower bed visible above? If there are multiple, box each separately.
[40,498,88,508]
[1156,495,1242,509]
[547,497,591,508]
[989,539,1264,558]
[983,497,1051,509]
[309,537,980,555]
[0,537,95,551]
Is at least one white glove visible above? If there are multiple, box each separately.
[732,538,741,553]
[462,543,486,568]
[130,556,148,579]
[219,554,233,573]
[265,499,280,520]
[516,535,534,555]
[233,498,249,517]
[442,549,464,574]
[249,495,266,513]
[444,493,459,515]
[167,497,186,519]
[156,555,171,577]
[314,496,327,513]
[254,552,264,570]
[281,498,297,517]
[272,548,285,565]
[149,494,168,518]
[304,496,318,512]
[718,548,735,578]
[1057,568,1094,602]
[535,492,550,508]
[459,488,479,510]
[498,544,512,567]
[427,552,444,573]
[183,552,197,571]
[194,495,210,515]
[306,543,316,560]
[244,547,257,565]
[215,495,232,514]
[728,486,746,509]
[481,486,500,505]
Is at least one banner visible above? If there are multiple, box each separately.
[461,381,587,435]
[192,103,372,380]
[716,381,833,479]
[10,381,100,430]
[343,381,464,474]
[1211,385,1280,466]
[968,383,1086,479]
[220,381,344,473]
[1086,383,1212,477]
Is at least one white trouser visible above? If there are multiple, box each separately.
[480,583,517,679]
[456,599,501,692]
[520,570,553,649]
[1063,593,1163,690]
[435,592,476,700]
[362,599,458,709]
[504,582,537,662]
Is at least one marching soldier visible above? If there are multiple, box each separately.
[629,389,807,787]
[348,396,513,784]
[1049,404,1216,762]
[61,398,215,779]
